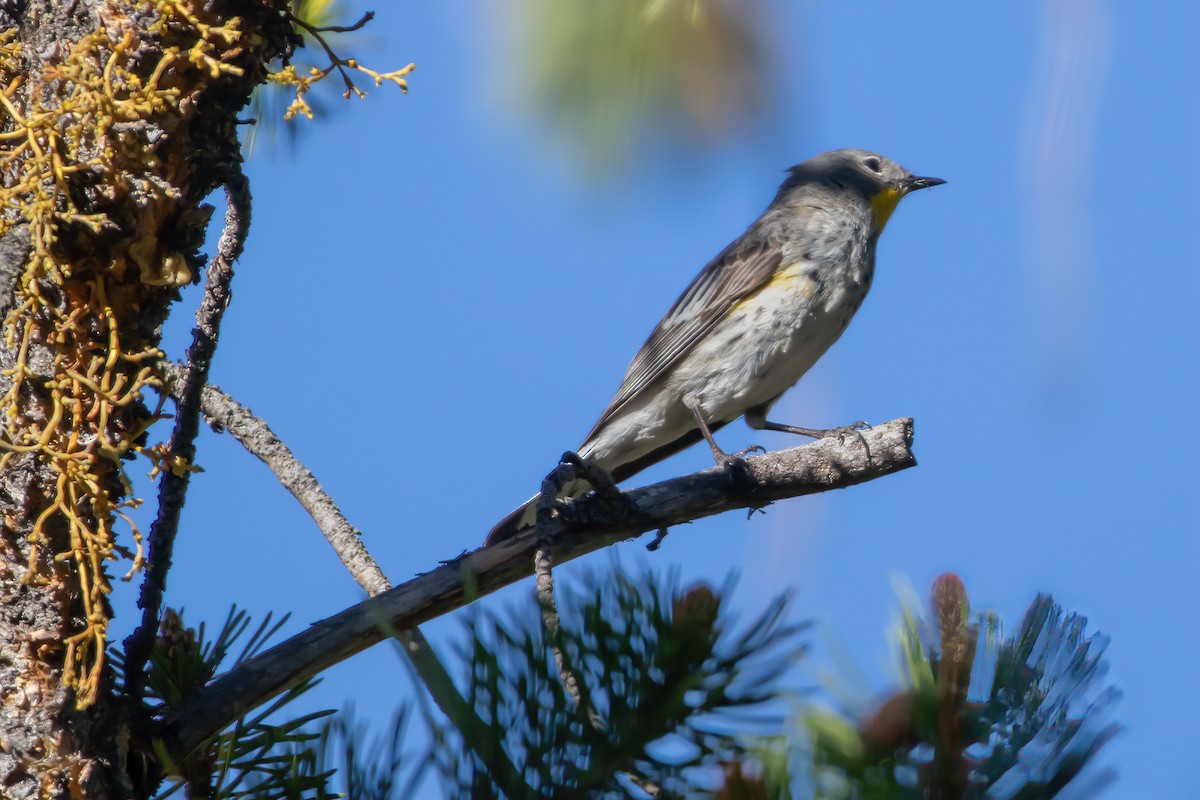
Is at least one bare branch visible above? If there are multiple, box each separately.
[162,418,916,761]
[168,371,530,791]
[163,364,390,596]
[123,176,251,702]
[306,10,375,34]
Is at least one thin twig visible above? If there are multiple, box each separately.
[554,512,663,800]
[162,364,389,596]
[287,9,364,98]
[162,419,917,761]
[534,543,579,699]
[166,370,529,793]
[535,455,606,726]
[306,10,374,34]
[122,175,250,703]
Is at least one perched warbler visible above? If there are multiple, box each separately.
[487,149,944,545]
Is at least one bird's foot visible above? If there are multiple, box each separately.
[730,444,766,459]
[684,402,762,490]
[709,449,758,493]
[706,442,765,462]
[760,419,872,460]
[550,452,648,528]
[819,421,872,460]
[717,444,765,490]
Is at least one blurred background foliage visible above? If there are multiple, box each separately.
[507,0,773,172]
[796,575,1119,799]
[142,569,1117,799]
[250,0,775,171]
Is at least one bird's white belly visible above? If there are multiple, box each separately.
[582,266,867,469]
[675,270,864,418]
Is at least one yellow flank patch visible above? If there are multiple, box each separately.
[733,263,816,312]
[871,187,904,230]
[769,264,817,296]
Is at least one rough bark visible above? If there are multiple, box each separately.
[0,2,293,796]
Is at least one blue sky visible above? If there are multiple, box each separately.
[108,1,1199,795]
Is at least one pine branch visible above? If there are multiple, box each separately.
[160,418,915,762]
[803,576,1120,799]
[429,566,806,797]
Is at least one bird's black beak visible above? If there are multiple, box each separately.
[905,175,946,192]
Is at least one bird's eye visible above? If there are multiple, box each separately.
[863,157,882,173]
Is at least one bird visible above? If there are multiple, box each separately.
[486,149,943,546]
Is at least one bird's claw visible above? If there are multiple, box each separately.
[826,422,871,460]
[719,453,758,492]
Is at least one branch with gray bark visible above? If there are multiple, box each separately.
[160,362,391,596]
[158,418,916,762]
[166,371,532,795]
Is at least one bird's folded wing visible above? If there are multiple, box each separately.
[582,236,783,443]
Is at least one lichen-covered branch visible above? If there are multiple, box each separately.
[0,1,295,795]
[163,418,916,762]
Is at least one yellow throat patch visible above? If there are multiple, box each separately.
[871,187,904,231]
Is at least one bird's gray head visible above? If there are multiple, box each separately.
[779,149,945,229]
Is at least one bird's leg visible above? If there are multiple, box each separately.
[687,402,730,463]
[757,419,872,460]
[686,402,763,476]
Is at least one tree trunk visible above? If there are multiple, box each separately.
[0,2,291,796]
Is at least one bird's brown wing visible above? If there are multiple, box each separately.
[581,235,782,445]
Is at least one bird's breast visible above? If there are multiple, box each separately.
[671,257,870,419]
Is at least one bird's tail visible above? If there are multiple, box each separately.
[484,479,591,547]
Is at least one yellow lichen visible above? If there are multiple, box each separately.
[267,10,413,122]
[0,0,408,710]
[0,2,250,707]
